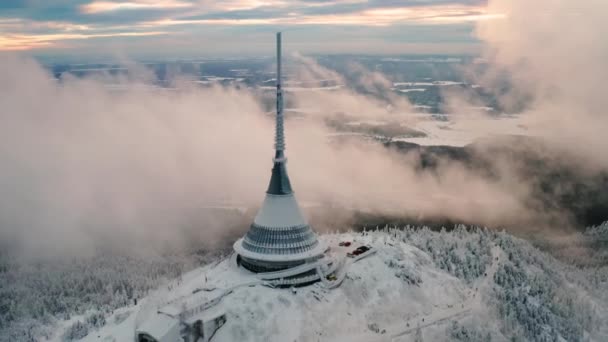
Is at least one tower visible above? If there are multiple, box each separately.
[233,32,326,273]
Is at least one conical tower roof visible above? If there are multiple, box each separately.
[233,32,325,273]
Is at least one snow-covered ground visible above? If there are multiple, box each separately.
[394,114,530,147]
[259,85,343,91]
[393,81,463,87]
[326,110,530,147]
[51,228,606,342]
[394,88,427,93]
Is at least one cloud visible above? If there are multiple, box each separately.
[0,31,169,51]
[0,56,272,257]
[287,54,414,116]
[0,0,498,52]
[0,54,540,258]
[154,3,499,27]
[80,0,194,14]
[461,0,608,170]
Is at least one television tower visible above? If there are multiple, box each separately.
[233,32,326,273]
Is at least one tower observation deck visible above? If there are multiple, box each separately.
[233,33,326,273]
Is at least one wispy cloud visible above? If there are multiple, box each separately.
[141,4,500,27]
[81,0,194,14]
[0,18,92,32]
[293,5,502,26]
[0,31,168,51]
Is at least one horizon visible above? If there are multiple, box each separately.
[30,52,477,66]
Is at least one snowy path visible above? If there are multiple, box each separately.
[472,245,502,308]
[390,245,502,340]
[390,309,472,338]
[174,280,263,321]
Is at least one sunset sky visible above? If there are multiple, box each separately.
[0,0,504,57]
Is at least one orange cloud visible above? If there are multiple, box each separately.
[0,31,168,51]
[140,18,277,27]
[297,5,505,26]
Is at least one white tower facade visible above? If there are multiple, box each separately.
[233,32,326,273]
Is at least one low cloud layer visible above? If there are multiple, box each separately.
[0,55,541,259]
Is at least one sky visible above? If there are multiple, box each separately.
[0,0,504,57]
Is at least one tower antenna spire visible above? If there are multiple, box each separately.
[275,32,285,159]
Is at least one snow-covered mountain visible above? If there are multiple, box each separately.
[49,226,607,342]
